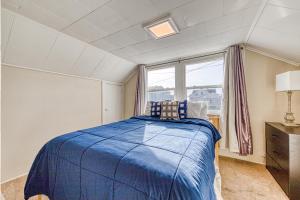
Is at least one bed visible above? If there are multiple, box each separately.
[24,116,221,200]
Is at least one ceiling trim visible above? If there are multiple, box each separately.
[245,0,269,42]
[1,62,126,83]
[245,46,300,67]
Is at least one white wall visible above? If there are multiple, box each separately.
[1,65,102,182]
[124,72,137,119]
[1,8,133,183]
[124,50,300,164]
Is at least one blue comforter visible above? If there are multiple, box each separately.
[25,116,221,200]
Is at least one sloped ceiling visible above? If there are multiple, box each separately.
[1,8,136,82]
[248,0,300,65]
[2,0,300,67]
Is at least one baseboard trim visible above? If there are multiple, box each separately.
[1,173,28,185]
[219,149,265,165]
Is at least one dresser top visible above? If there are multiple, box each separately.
[266,122,300,135]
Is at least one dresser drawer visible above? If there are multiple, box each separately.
[266,139,289,170]
[266,124,289,148]
[266,155,289,196]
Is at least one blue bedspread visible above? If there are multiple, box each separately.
[25,116,221,200]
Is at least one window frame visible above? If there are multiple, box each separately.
[146,54,225,104]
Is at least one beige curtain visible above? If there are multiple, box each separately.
[221,44,253,155]
[134,64,147,116]
[222,46,239,153]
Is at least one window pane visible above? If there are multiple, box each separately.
[187,88,222,115]
[147,67,175,101]
[186,58,224,114]
[186,59,224,87]
[148,90,175,101]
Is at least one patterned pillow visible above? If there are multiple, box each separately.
[150,101,161,117]
[160,101,180,120]
[178,100,187,119]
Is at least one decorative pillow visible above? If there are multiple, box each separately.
[144,101,151,116]
[150,101,161,117]
[187,101,208,119]
[178,100,187,119]
[160,101,180,120]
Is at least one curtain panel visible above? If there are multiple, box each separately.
[222,45,253,155]
[134,64,147,116]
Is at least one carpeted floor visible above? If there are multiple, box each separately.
[2,157,288,200]
[219,157,288,200]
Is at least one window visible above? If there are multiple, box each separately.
[186,58,224,114]
[146,55,224,115]
[147,67,175,101]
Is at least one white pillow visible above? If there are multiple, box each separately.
[187,101,208,119]
[144,101,151,116]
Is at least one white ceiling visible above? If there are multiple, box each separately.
[248,0,300,65]
[1,8,135,82]
[2,0,300,67]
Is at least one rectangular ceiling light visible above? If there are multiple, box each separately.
[144,17,179,39]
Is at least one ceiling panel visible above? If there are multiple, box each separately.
[4,11,58,67]
[223,0,262,15]
[91,56,120,80]
[150,0,193,14]
[2,8,136,82]
[257,4,300,36]
[62,19,108,43]
[77,0,111,11]
[249,1,300,64]
[249,27,300,63]
[1,0,23,11]
[269,0,300,10]
[106,0,159,25]
[71,45,106,77]
[43,33,86,74]
[81,4,130,39]
[205,5,260,36]
[92,24,151,52]
[111,46,144,60]
[1,8,16,59]
[16,0,110,30]
[91,58,135,82]
[3,0,300,66]
[130,27,249,64]
[18,0,70,30]
[171,0,223,29]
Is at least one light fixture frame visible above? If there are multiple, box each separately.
[143,16,179,39]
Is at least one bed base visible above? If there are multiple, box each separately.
[207,114,221,165]
[36,115,220,200]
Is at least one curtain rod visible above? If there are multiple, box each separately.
[146,50,226,68]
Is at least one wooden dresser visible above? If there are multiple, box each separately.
[265,122,300,200]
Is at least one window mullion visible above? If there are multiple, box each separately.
[175,62,185,101]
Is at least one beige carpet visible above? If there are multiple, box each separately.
[219,157,288,200]
[2,157,288,200]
